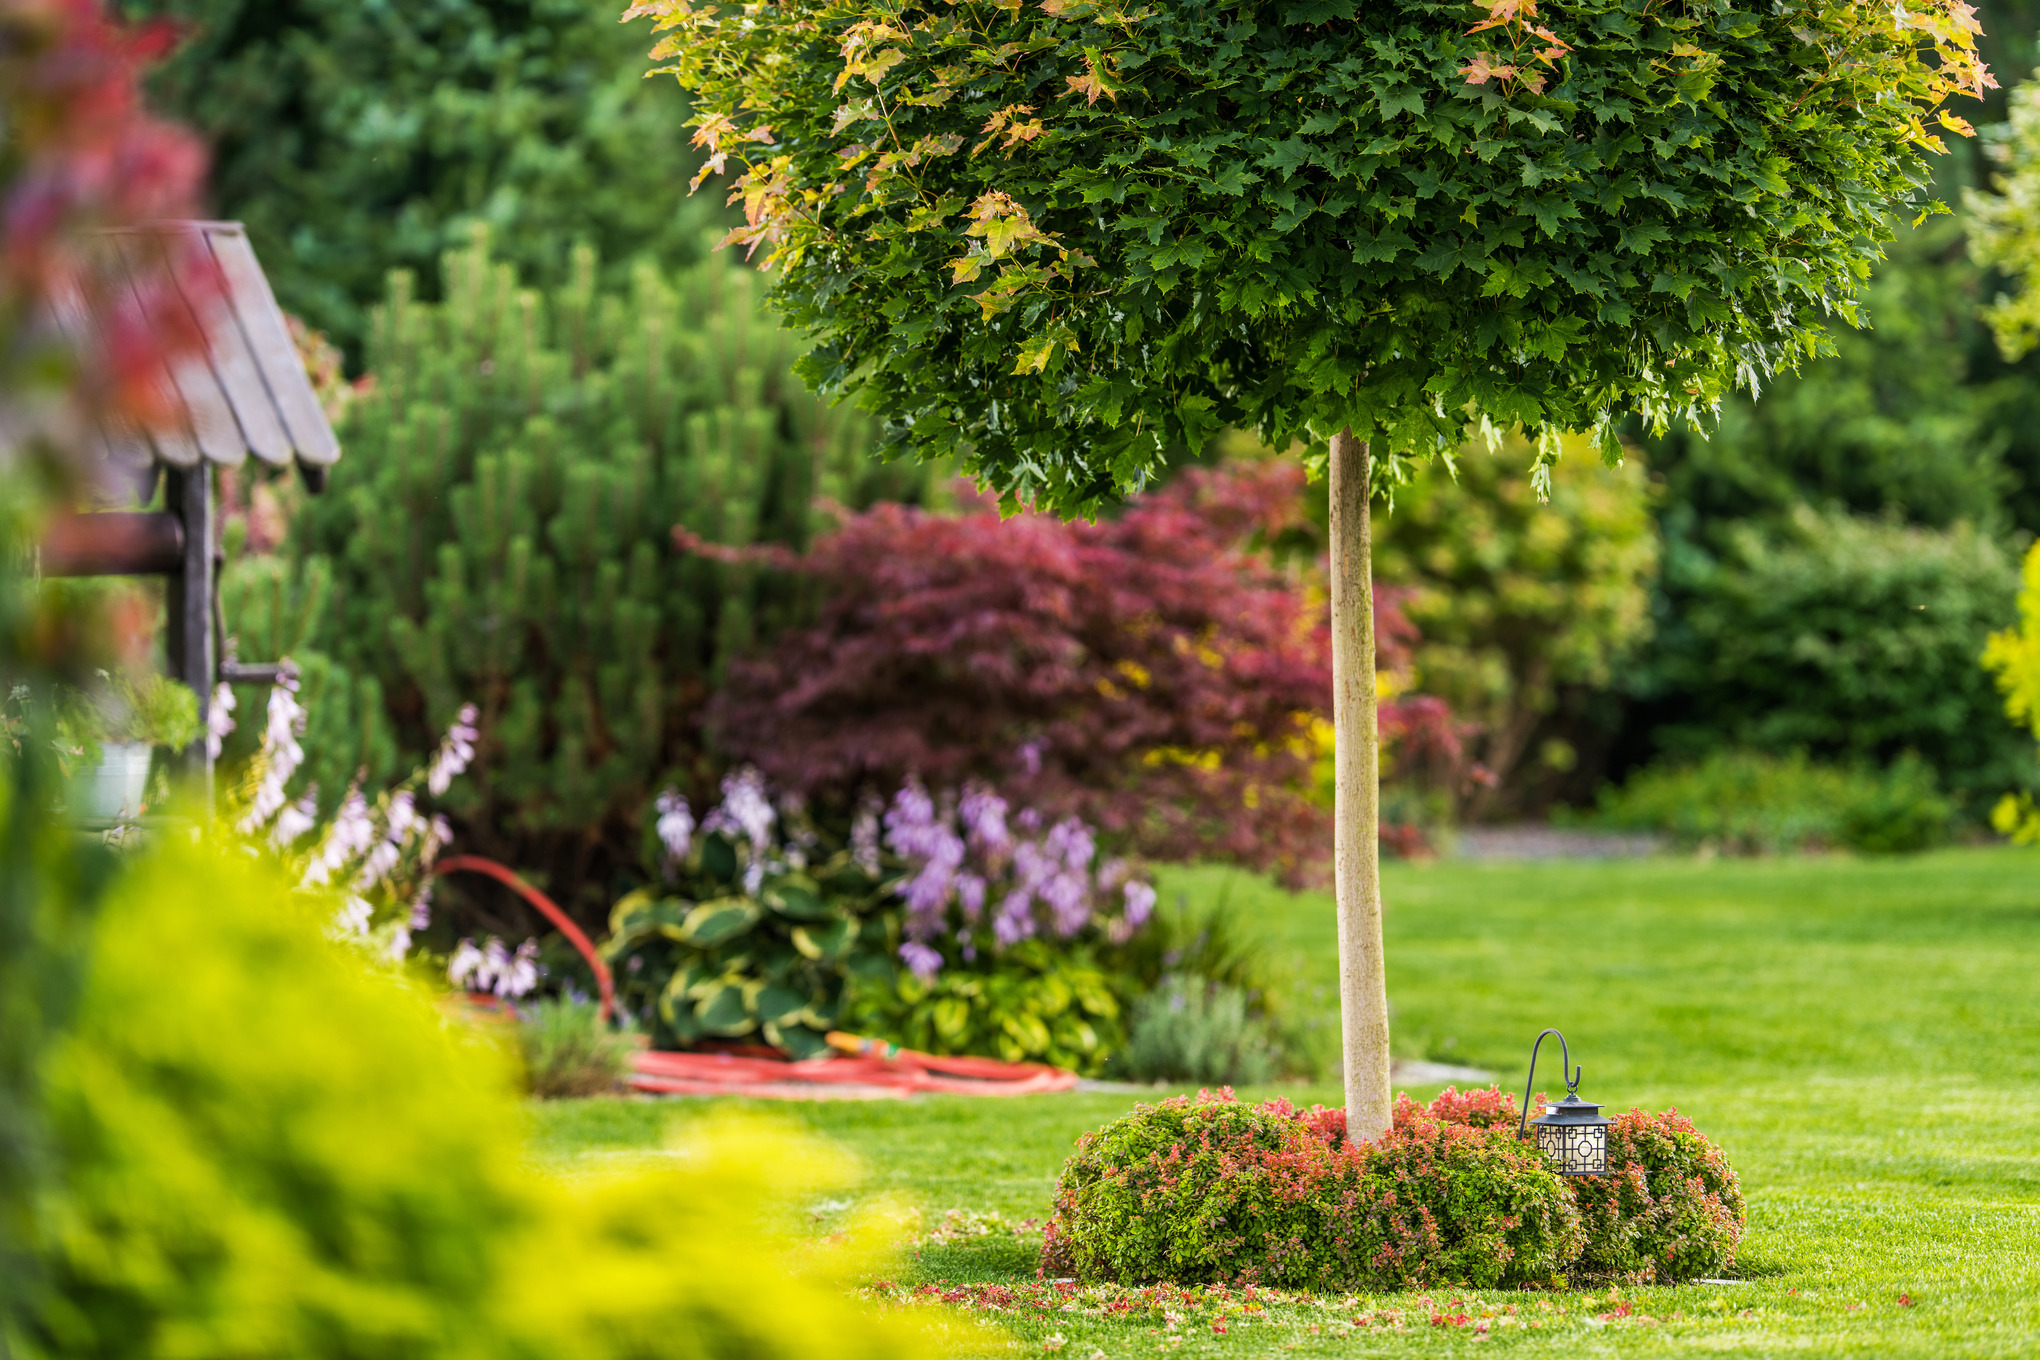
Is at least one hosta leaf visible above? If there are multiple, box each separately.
[681,897,759,947]
[792,918,854,960]
[761,874,833,920]
[693,984,753,1036]
[699,833,739,885]
[753,982,807,1025]
[770,1023,834,1060]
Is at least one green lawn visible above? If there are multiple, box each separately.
[532,848,2040,1358]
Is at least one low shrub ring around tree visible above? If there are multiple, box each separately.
[1042,1087,1743,1290]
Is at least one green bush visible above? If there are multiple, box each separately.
[225,229,935,922]
[1113,975,1280,1088]
[1591,748,1954,854]
[1570,1108,1746,1285]
[1630,506,2028,804]
[11,809,938,1360]
[515,997,636,1099]
[1040,1090,1581,1292]
[1372,429,1660,821]
[125,0,723,360]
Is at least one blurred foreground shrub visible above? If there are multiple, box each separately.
[1589,748,1953,854]
[1984,539,2040,842]
[9,816,937,1360]
[1633,506,2025,804]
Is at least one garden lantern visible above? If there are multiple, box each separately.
[1518,1028,1611,1176]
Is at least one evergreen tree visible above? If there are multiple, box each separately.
[222,230,935,922]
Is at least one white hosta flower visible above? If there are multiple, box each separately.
[236,678,307,835]
[333,895,374,939]
[654,788,693,871]
[301,785,374,888]
[205,682,237,760]
[448,938,486,989]
[270,791,318,849]
[427,703,479,796]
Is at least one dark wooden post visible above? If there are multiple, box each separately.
[162,464,214,792]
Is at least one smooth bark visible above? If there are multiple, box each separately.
[1329,426,1391,1140]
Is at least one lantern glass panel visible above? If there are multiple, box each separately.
[1536,1121,1607,1175]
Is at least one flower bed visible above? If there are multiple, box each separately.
[1041,1088,1743,1291]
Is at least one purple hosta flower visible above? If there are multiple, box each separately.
[270,790,318,849]
[301,784,374,888]
[1016,739,1045,778]
[654,788,694,873]
[703,766,776,858]
[850,795,882,875]
[384,924,413,962]
[205,682,236,761]
[992,889,1035,947]
[956,872,986,922]
[899,939,944,981]
[236,678,306,834]
[426,702,480,796]
[958,783,1012,859]
[887,779,964,934]
[1122,878,1157,929]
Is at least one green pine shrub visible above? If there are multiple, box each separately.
[1569,1108,1746,1285]
[1113,975,1281,1088]
[224,228,935,924]
[1590,748,1954,854]
[514,997,637,1099]
[1040,1090,1581,1292]
[12,809,939,1360]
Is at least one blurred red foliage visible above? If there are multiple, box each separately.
[2,0,210,454]
[705,461,1457,878]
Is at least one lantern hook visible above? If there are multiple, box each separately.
[1517,1027,1581,1139]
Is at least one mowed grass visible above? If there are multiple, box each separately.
[531,848,2040,1358]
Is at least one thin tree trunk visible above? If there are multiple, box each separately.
[1329,427,1391,1141]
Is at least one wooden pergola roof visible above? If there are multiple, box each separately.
[85,220,340,478]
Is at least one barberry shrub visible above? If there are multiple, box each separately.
[1567,1108,1746,1284]
[1041,1090,1580,1291]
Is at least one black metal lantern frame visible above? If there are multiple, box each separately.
[1518,1028,1612,1176]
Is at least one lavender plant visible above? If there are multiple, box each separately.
[604,768,1156,1067]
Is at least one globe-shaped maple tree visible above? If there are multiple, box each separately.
[635,0,1992,1133]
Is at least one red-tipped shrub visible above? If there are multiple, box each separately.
[1567,1108,1746,1283]
[1041,1089,1580,1291]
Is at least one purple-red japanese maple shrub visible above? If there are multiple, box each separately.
[706,462,1455,880]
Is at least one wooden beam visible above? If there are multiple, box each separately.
[39,512,186,576]
[162,466,214,791]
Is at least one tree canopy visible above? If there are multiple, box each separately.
[639,0,1992,515]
